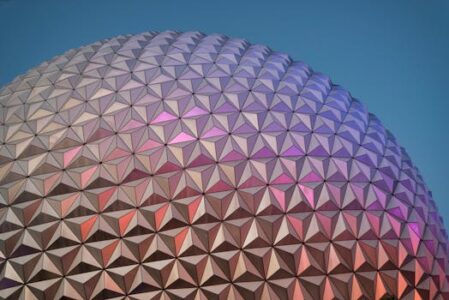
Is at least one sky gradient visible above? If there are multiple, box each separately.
[1,0,449,230]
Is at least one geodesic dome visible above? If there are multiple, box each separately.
[0,31,448,299]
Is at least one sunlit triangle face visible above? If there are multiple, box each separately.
[0,31,448,299]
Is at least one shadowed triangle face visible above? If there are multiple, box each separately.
[0,31,448,299]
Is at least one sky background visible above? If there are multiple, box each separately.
[1,0,449,230]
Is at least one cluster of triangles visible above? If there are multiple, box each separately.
[0,31,448,299]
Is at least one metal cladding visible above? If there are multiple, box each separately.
[0,31,448,300]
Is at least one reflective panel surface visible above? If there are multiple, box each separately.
[0,31,448,299]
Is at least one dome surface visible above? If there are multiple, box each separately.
[0,31,448,299]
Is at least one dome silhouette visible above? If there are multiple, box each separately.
[0,31,448,299]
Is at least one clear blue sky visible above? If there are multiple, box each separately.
[1,0,449,230]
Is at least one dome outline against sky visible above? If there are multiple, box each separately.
[0,31,448,299]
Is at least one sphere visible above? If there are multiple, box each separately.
[0,31,448,299]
